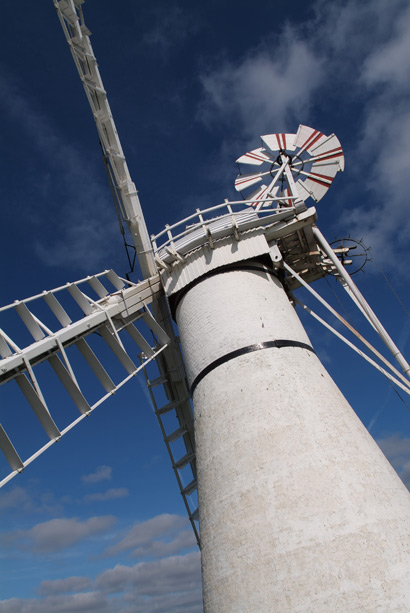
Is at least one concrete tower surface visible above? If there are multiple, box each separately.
[174,262,410,612]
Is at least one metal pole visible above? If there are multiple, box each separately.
[312,226,410,378]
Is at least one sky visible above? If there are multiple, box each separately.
[1,0,410,610]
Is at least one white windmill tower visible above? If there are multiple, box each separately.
[1,1,410,611]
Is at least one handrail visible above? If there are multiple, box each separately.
[151,199,298,254]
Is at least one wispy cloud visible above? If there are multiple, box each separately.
[0,592,111,613]
[346,3,410,261]
[0,510,201,610]
[0,550,202,613]
[83,488,129,503]
[361,3,410,87]
[10,515,116,554]
[0,485,63,516]
[81,465,112,484]
[104,513,189,558]
[130,528,196,559]
[96,551,202,611]
[0,486,32,511]
[0,72,121,273]
[197,0,410,270]
[142,5,201,58]
[38,576,93,597]
[198,27,323,143]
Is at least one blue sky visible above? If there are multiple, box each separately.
[1,0,410,610]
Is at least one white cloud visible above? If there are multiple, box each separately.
[38,577,93,597]
[341,3,410,261]
[197,0,410,268]
[83,488,129,503]
[361,4,410,89]
[0,552,202,613]
[81,465,112,484]
[0,592,111,613]
[130,529,197,559]
[0,73,121,273]
[13,515,116,554]
[142,6,200,57]
[199,27,323,140]
[104,513,188,557]
[348,131,410,261]
[96,552,200,597]
[0,486,63,516]
[309,0,410,264]
[0,486,32,511]
[312,0,406,58]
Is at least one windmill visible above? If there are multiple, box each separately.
[1,1,410,610]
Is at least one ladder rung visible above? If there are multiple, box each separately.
[165,426,187,443]
[190,508,199,521]
[156,400,181,416]
[182,479,197,497]
[174,452,195,470]
[147,375,168,388]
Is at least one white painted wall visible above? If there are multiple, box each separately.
[176,264,410,612]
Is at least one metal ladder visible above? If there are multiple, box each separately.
[142,348,200,546]
[143,293,200,546]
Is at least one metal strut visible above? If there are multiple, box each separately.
[312,227,410,379]
[283,260,410,395]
